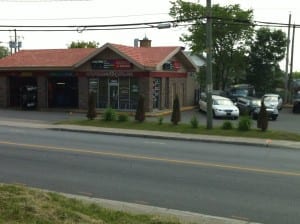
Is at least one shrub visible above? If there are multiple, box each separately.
[117,113,129,122]
[221,121,233,130]
[135,95,145,122]
[238,116,252,131]
[171,95,181,125]
[190,116,199,128]
[157,116,164,125]
[86,91,97,120]
[103,107,116,121]
[257,100,268,131]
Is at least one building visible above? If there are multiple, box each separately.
[0,39,198,112]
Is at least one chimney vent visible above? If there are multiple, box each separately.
[139,36,151,48]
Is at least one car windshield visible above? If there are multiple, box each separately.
[231,89,248,97]
[264,96,277,102]
[214,99,233,106]
[252,100,261,106]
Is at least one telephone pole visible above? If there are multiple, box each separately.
[206,0,213,129]
[284,14,291,104]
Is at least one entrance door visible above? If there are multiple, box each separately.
[109,85,118,109]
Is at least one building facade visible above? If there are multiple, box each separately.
[0,39,198,112]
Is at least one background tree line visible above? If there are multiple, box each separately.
[169,0,288,95]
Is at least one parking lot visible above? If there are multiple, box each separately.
[154,107,299,134]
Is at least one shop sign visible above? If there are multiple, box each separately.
[162,60,181,71]
[91,59,132,70]
[86,71,133,77]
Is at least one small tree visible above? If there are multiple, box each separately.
[135,95,145,122]
[86,91,97,120]
[171,95,181,125]
[257,100,268,131]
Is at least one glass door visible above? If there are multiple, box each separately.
[108,77,119,109]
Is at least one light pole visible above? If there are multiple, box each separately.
[206,0,213,129]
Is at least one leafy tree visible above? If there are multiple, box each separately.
[135,95,145,122]
[169,0,254,90]
[293,72,300,79]
[0,46,9,58]
[257,100,268,131]
[68,41,99,48]
[171,95,181,125]
[86,91,97,120]
[246,27,287,94]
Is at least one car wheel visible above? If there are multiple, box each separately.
[272,116,277,121]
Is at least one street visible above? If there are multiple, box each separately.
[0,125,300,224]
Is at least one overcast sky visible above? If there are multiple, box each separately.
[0,0,299,71]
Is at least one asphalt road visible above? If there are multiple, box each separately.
[0,126,299,224]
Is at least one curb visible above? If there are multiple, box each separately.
[50,125,300,150]
[60,193,262,224]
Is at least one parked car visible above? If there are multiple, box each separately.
[262,93,283,110]
[293,90,300,113]
[236,96,279,120]
[226,84,256,102]
[199,94,239,119]
[236,96,261,116]
[252,104,279,121]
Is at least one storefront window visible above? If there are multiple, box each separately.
[130,78,139,110]
[89,78,99,107]
[99,77,108,108]
[119,78,129,109]
[89,77,138,110]
[152,78,161,109]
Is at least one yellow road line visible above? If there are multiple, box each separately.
[1,140,300,177]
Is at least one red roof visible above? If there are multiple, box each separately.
[110,43,179,68]
[0,43,186,70]
[0,48,98,68]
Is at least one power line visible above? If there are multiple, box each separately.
[0,16,298,32]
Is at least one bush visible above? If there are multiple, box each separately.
[221,121,233,130]
[171,95,181,125]
[190,116,199,128]
[103,107,116,121]
[86,91,97,120]
[257,101,268,131]
[117,113,129,122]
[238,116,252,131]
[135,95,145,122]
[157,116,164,125]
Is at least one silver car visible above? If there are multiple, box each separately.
[262,94,283,110]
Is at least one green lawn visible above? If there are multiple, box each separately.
[57,117,300,142]
[0,184,181,224]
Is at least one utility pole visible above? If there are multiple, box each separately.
[289,23,296,100]
[14,29,17,53]
[284,14,291,104]
[206,0,213,129]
